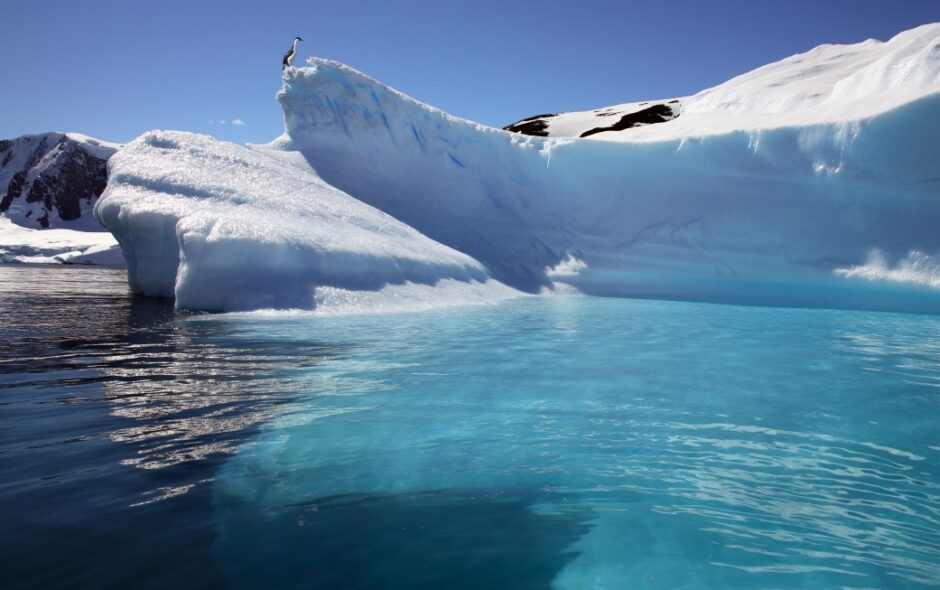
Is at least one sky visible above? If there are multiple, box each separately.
[2,0,938,144]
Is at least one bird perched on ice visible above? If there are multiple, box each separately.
[282,36,303,70]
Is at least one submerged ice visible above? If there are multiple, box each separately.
[211,299,940,588]
[96,23,940,313]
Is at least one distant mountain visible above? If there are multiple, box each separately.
[0,132,120,230]
[504,98,683,138]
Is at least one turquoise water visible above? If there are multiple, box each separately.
[213,296,940,589]
[2,267,939,588]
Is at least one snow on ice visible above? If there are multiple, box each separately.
[96,131,515,311]
[97,23,940,313]
[0,217,122,265]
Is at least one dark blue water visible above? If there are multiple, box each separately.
[2,266,939,589]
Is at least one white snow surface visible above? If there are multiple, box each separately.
[95,131,516,312]
[63,132,123,158]
[664,24,940,139]
[98,23,940,313]
[503,24,939,142]
[605,23,940,141]
[0,217,122,265]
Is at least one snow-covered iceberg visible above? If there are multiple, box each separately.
[504,24,940,141]
[97,23,940,313]
[275,23,940,311]
[96,131,514,311]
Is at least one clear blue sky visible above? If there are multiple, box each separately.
[3,0,938,144]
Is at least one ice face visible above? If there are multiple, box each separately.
[95,131,515,312]
[96,23,940,313]
[275,25,940,313]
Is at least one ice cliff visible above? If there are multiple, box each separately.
[98,23,940,313]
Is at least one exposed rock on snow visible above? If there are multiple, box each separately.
[579,103,679,138]
[505,23,940,142]
[1,132,118,229]
[505,100,682,139]
[0,132,123,265]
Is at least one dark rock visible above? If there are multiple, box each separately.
[504,99,681,139]
[580,104,675,138]
[1,171,27,211]
[503,113,558,137]
[0,132,117,229]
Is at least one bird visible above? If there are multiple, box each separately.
[283,36,303,70]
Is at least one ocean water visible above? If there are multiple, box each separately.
[2,266,939,589]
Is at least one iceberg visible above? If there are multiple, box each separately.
[96,132,514,311]
[97,23,940,313]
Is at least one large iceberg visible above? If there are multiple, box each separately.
[97,23,940,313]
[96,132,513,311]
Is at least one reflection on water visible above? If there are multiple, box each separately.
[1,265,346,477]
[0,265,345,588]
[3,266,940,589]
[102,319,347,472]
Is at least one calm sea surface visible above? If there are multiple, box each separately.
[1,265,939,589]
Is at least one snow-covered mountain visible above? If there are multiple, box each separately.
[96,23,940,313]
[1,132,118,229]
[0,132,123,264]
